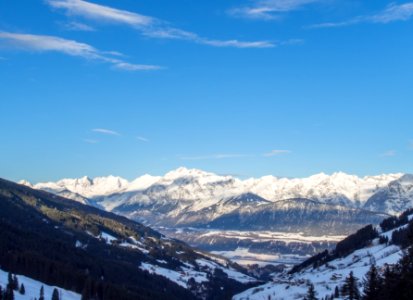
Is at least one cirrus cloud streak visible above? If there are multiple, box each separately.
[0,31,161,71]
[229,0,321,20]
[92,128,120,136]
[310,2,413,28]
[46,0,275,48]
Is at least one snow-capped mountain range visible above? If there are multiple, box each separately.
[20,168,412,216]
[18,168,413,259]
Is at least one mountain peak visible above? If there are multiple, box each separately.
[18,179,32,187]
[164,167,214,179]
[78,175,93,185]
[398,173,413,183]
[128,174,161,191]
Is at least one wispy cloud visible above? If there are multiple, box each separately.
[200,39,273,48]
[179,154,251,160]
[310,3,413,28]
[62,21,95,31]
[370,2,413,23]
[143,28,274,48]
[263,149,291,157]
[229,0,321,20]
[92,128,120,136]
[0,31,161,71]
[409,140,413,150]
[379,150,397,157]
[137,136,149,142]
[47,0,154,26]
[46,0,275,48]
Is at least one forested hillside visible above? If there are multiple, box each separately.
[0,178,257,300]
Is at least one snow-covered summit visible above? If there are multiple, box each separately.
[243,172,403,207]
[127,174,161,192]
[23,175,129,198]
[164,167,211,179]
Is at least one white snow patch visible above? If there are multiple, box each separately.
[139,262,208,288]
[100,232,117,244]
[196,259,256,284]
[0,269,80,300]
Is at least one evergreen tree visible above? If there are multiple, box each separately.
[378,265,398,300]
[11,276,18,291]
[341,271,360,300]
[51,288,59,300]
[305,283,318,300]
[39,285,45,300]
[19,284,25,295]
[334,286,340,298]
[362,265,381,300]
[4,285,14,300]
[7,273,12,289]
[5,273,14,300]
[81,279,92,300]
[397,245,413,300]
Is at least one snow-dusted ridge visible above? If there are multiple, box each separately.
[20,168,408,214]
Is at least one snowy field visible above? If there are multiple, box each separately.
[0,269,80,300]
[195,230,346,243]
[162,227,345,266]
[211,248,306,266]
[140,257,257,289]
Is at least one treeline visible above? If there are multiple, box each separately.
[0,271,60,300]
[390,218,413,248]
[379,208,413,232]
[334,225,378,257]
[291,225,380,274]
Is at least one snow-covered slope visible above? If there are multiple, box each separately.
[234,244,403,300]
[233,211,413,300]
[0,269,80,300]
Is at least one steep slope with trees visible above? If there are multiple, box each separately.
[0,178,258,300]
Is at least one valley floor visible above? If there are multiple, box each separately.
[158,227,346,266]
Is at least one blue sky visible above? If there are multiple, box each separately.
[0,0,412,182]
